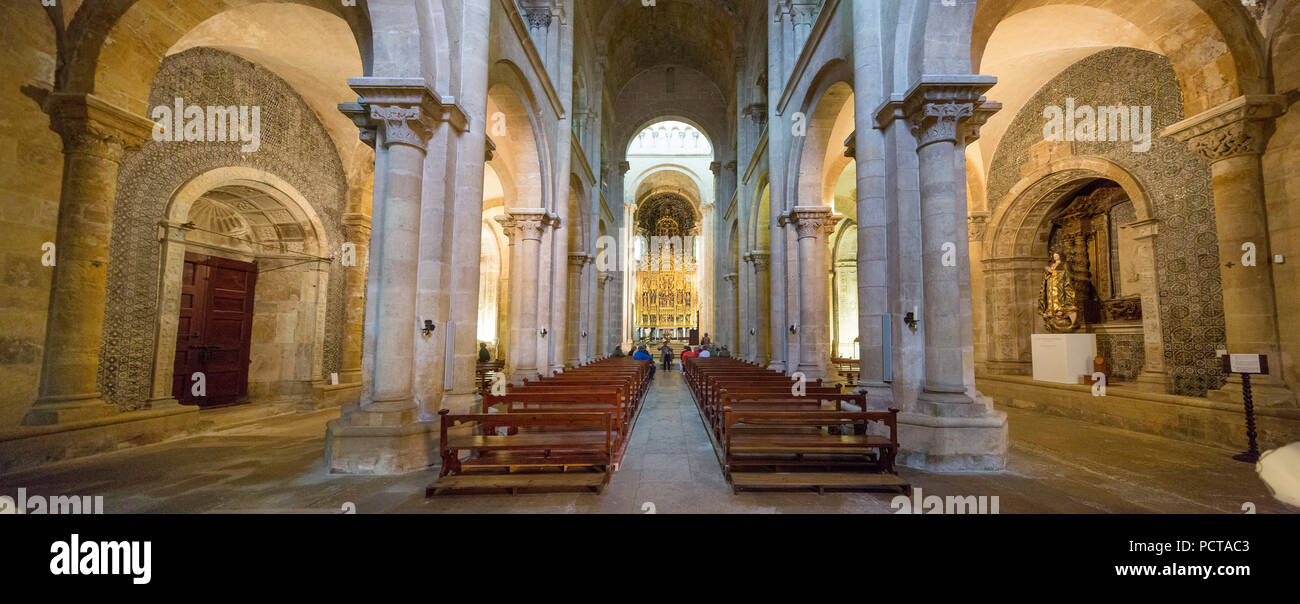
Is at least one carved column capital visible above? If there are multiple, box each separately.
[901,77,997,149]
[1161,95,1287,163]
[496,209,549,242]
[45,93,153,162]
[789,206,839,240]
[568,253,589,268]
[749,251,771,272]
[370,104,434,151]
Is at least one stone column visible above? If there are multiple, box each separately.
[887,78,1007,471]
[790,0,818,53]
[721,273,739,348]
[1128,218,1168,390]
[599,272,615,353]
[326,87,439,474]
[339,212,371,385]
[1163,95,1293,406]
[750,251,771,364]
[791,207,839,379]
[25,94,151,425]
[496,209,548,383]
[904,83,987,411]
[565,253,587,366]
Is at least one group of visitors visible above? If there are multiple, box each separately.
[610,332,731,378]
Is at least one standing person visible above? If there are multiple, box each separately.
[659,341,673,371]
[701,332,712,347]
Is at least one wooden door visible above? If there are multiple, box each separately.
[172,253,257,408]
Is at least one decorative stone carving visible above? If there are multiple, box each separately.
[790,207,839,240]
[749,251,770,272]
[1162,94,1286,164]
[968,213,989,242]
[523,7,553,30]
[908,102,974,148]
[370,105,433,151]
[1103,297,1143,322]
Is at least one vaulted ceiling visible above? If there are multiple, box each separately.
[597,0,745,96]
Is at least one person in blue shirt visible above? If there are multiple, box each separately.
[632,346,655,378]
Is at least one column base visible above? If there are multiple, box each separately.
[440,391,480,415]
[1208,380,1295,408]
[22,395,118,426]
[325,399,436,474]
[896,388,1008,472]
[855,380,895,409]
[145,396,184,411]
[767,360,786,373]
[796,362,826,380]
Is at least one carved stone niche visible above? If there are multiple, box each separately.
[1102,296,1143,322]
[1048,182,1130,329]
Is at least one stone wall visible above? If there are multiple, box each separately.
[102,48,348,409]
[986,48,1224,397]
[0,3,61,427]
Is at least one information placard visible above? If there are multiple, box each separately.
[1221,354,1269,375]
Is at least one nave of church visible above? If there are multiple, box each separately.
[2,0,1299,511]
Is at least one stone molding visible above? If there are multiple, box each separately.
[749,251,771,272]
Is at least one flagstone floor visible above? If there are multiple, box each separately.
[2,369,1294,514]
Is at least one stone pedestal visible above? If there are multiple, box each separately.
[1031,333,1097,384]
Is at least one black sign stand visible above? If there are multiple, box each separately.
[1221,354,1268,463]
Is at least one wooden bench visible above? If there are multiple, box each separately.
[682,356,910,495]
[428,409,614,495]
[722,407,908,494]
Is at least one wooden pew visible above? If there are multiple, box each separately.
[428,409,614,495]
[682,355,911,495]
[721,407,909,494]
[429,356,650,496]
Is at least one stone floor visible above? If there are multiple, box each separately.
[1,369,1295,514]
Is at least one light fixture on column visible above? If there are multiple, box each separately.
[581,331,588,338]
[538,327,549,337]
[903,306,920,331]
[749,328,756,335]
[420,318,436,337]
[789,324,799,334]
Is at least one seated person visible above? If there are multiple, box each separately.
[632,346,655,377]
[612,345,625,357]
[680,346,699,371]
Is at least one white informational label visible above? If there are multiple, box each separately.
[1228,354,1263,374]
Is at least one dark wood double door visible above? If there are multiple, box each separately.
[172,253,257,408]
